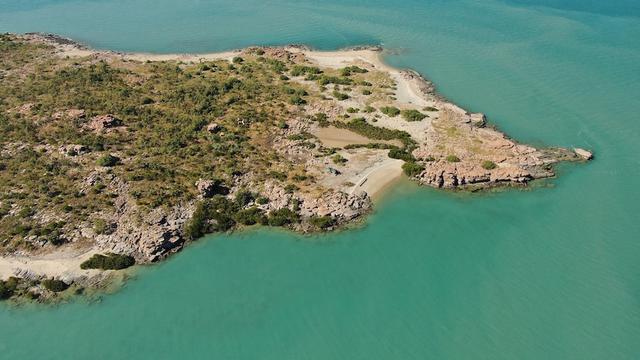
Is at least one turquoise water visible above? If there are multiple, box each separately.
[1,0,639,358]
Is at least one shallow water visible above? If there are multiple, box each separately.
[1,0,639,359]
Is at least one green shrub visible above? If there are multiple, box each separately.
[333,118,415,148]
[363,106,376,113]
[446,155,460,163]
[232,56,244,64]
[183,201,209,240]
[317,75,352,86]
[96,154,119,167]
[481,160,497,170]
[309,215,335,229]
[340,66,368,76]
[235,207,266,225]
[289,95,306,105]
[424,106,439,112]
[346,107,359,113]
[290,65,322,77]
[0,278,19,300]
[235,190,256,207]
[332,154,348,165]
[388,148,415,162]
[268,208,299,226]
[362,89,372,95]
[284,184,299,193]
[80,253,136,270]
[380,106,401,117]
[401,109,427,122]
[41,278,69,292]
[93,219,110,235]
[332,90,349,101]
[256,196,269,205]
[402,161,425,177]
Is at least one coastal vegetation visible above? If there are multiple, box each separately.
[380,106,401,117]
[401,109,427,122]
[80,253,136,270]
[481,160,497,170]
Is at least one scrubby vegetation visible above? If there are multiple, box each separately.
[402,161,425,177]
[446,155,461,163]
[80,253,136,270]
[41,278,69,292]
[332,118,415,149]
[481,160,497,170]
[0,35,337,252]
[340,66,368,76]
[380,106,401,117]
[0,277,18,299]
[309,215,335,230]
[401,109,427,122]
[332,90,349,100]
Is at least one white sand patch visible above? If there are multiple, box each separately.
[0,247,102,280]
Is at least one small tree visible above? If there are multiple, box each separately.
[402,161,425,177]
[96,154,119,167]
[41,278,69,292]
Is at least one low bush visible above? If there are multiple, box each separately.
[0,277,19,300]
[332,154,348,165]
[340,66,368,76]
[309,215,335,229]
[388,148,415,162]
[235,207,266,225]
[41,278,69,292]
[290,65,322,77]
[401,109,427,122]
[96,154,120,167]
[481,160,497,170]
[380,106,401,117]
[332,90,349,101]
[289,95,306,105]
[80,253,136,270]
[317,75,352,86]
[268,208,299,226]
[446,155,460,163]
[235,190,256,207]
[333,118,415,148]
[402,161,425,177]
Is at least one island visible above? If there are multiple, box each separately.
[0,33,591,302]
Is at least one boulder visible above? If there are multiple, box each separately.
[206,123,221,133]
[87,114,122,132]
[574,148,593,160]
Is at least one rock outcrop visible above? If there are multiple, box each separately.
[86,114,123,132]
